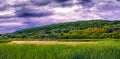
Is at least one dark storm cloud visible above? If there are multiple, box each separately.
[15,7,53,17]
[0,16,15,19]
[16,11,53,17]
[53,0,73,7]
[81,0,91,3]
[97,4,120,11]
[59,0,73,7]
[29,0,73,7]
[78,0,92,4]
[11,2,28,7]
[30,0,51,6]
[78,0,94,7]
[0,0,120,34]
[60,3,73,7]
[0,0,9,11]
[54,0,69,3]
[117,0,120,1]
[0,5,8,11]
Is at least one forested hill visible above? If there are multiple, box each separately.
[0,20,120,39]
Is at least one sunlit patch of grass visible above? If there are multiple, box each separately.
[0,41,120,59]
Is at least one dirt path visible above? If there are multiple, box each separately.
[9,41,97,45]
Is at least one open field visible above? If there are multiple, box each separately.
[9,41,97,45]
[0,41,120,59]
[0,40,11,43]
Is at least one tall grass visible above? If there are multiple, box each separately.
[0,40,11,43]
[0,41,120,59]
[9,38,120,42]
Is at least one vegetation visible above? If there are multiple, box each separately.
[0,40,11,43]
[0,20,120,59]
[0,20,120,40]
[56,39,120,42]
[0,41,120,59]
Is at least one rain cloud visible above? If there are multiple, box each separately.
[0,0,120,34]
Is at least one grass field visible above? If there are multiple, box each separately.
[0,40,11,43]
[9,41,97,45]
[0,41,120,59]
[8,38,120,42]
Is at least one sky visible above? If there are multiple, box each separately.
[0,0,120,34]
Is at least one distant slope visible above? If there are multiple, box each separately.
[0,20,120,39]
[13,20,120,34]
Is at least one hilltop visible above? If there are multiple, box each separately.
[0,20,120,39]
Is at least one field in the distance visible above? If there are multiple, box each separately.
[8,41,97,45]
[0,39,120,59]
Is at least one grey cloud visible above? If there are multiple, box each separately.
[96,11,120,19]
[81,0,91,3]
[16,11,53,17]
[0,0,6,5]
[0,5,8,11]
[15,7,53,17]
[59,0,73,7]
[97,4,120,11]
[0,0,10,11]
[0,0,120,34]
[78,0,95,7]
[29,0,73,7]
[11,2,28,7]
[0,16,15,19]
[0,27,22,34]
[23,21,37,27]
[30,0,51,6]
[54,0,69,3]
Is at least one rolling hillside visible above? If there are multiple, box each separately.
[0,20,120,39]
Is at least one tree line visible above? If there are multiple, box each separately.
[0,20,120,40]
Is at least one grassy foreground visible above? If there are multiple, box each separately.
[0,41,120,59]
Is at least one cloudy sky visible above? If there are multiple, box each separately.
[0,0,120,34]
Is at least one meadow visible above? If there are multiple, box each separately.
[0,40,11,43]
[0,41,120,59]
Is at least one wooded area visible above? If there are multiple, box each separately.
[0,20,120,39]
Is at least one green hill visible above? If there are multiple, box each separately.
[0,20,120,39]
